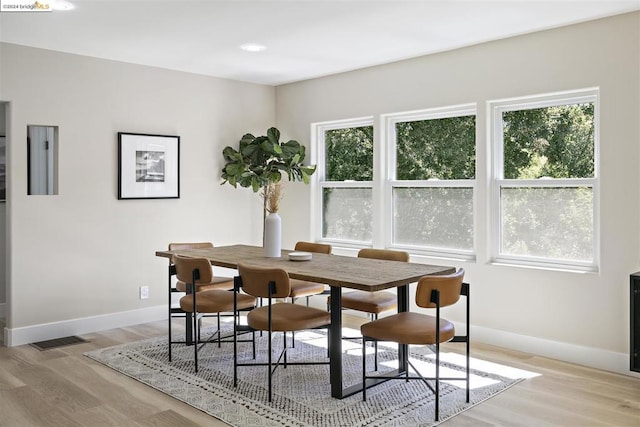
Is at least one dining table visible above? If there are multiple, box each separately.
[156,244,455,399]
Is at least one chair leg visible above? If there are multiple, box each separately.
[466,336,470,402]
[233,307,238,387]
[405,354,409,382]
[193,310,199,373]
[290,298,296,348]
[373,313,378,371]
[252,330,256,359]
[168,267,173,362]
[435,340,440,421]
[258,298,264,338]
[374,341,379,371]
[268,328,273,402]
[283,331,288,368]
[168,305,172,363]
[217,313,222,348]
[362,335,368,401]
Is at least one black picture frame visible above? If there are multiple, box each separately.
[118,132,180,200]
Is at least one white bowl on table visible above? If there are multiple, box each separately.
[288,251,312,261]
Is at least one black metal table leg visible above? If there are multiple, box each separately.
[397,284,409,371]
[329,284,411,399]
[329,285,343,398]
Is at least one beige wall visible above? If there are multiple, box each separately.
[276,12,640,374]
[1,12,638,375]
[0,43,273,337]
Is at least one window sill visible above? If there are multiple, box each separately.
[490,257,599,274]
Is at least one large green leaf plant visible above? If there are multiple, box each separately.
[222,127,317,240]
[221,127,316,193]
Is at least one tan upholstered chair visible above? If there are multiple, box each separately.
[167,242,235,358]
[288,241,332,304]
[234,263,331,402]
[173,255,256,372]
[288,241,332,346]
[361,269,470,422]
[168,242,234,293]
[329,248,409,369]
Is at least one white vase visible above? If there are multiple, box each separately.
[264,212,282,257]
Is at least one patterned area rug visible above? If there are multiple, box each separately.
[85,325,528,426]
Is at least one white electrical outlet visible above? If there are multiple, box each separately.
[140,286,149,299]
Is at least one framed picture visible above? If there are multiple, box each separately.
[118,132,180,200]
[0,136,5,202]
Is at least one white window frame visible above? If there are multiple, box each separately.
[383,104,477,260]
[488,88,600,272]
[311,116,375,247]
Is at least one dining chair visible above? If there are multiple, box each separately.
[328,248,409,369]
[288,241,332,346]
[361,268,470,422]
[168,242,234,293]
[233,262,331,402]
[167,242,235,356]
[289,241,332,305]
[173,255,256,372]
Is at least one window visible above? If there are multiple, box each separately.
[387,106,476,256]
[490,89,598,270]
[314,108,476,257]
[313,91,597,270]
[315,118,374,244]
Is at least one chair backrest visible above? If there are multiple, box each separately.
[294,241,332,254]
[415,268,465,309]
[173,255,213,285]
[237,263,291,298]
[168,242,214,264]
[357,248,409,262]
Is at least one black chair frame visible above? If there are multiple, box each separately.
[168,264,254,372]
[233,275,330,402]
[333,307,383,369]
[362,282,470,422]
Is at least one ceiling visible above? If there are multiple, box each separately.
[1,0,638,86]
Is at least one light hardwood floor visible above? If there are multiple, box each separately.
[0,316,638,427]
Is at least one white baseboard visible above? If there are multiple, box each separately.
[4,305,167,347]
[468,323,640,379]
[2,304,638,379]
[318,308,640,378]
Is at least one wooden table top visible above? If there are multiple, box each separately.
[156,244,455,292]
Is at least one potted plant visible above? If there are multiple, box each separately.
[221,127,316,256]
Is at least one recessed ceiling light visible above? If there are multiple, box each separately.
[240,43,267,53]
[51,1,75,11]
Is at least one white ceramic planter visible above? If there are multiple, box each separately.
[264,212,282,257]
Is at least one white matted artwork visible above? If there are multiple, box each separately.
[118,132,180,199]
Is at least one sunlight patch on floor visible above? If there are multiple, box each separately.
[419,352,541,380]
[214,318,541,386]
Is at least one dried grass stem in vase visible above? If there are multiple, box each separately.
[263,181,283,213]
